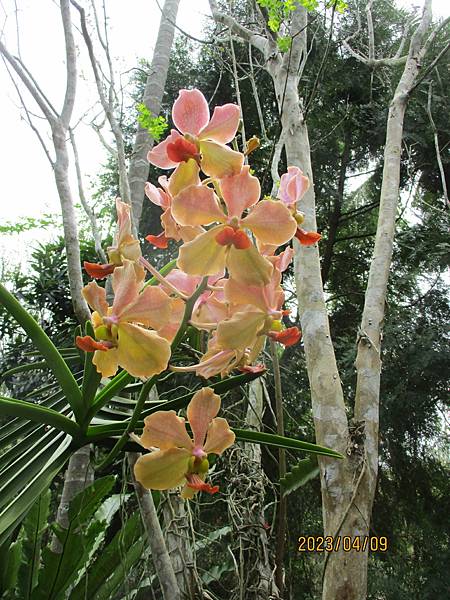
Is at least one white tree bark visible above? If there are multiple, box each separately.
[128,453,182,600]
[129,0,181,229]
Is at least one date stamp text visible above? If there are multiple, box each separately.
[297,536,388,553]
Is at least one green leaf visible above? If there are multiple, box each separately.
[18,490,51,599]
[69,511,142,600]
[233,429,343,459]
[32,477,115,600]
[0,396,80,437]
[0,283,83,423]
[137,103,168,141]
[280,456,320,496]
[0,443,71,547]
[0,538,22,594]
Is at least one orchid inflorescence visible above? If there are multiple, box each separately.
[78,89,321,497]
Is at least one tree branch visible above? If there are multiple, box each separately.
[60,0,77,129]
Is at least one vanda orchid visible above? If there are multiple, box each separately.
[133,387,234,498]
[75,87,323,497]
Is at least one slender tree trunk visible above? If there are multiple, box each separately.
[161,491,198,598]
[129,0,181,230]
[50,445,93,552]
[128,453,182,600]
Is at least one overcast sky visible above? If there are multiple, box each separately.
[0,0,448,271]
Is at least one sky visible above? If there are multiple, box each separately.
[0,0,448,272]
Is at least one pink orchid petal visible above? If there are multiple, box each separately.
[171,185,225,227]
[172,89,210,136]
[145,182,171,210]
[111,261,140,317]
[82,281,108,316]
[219,165,260,218]
[203,417,235,455]
[199,104,240,143]
[139,410,193,450]
[271,247,294,272]
[241,201,297,246]
[164,269,201,296]
[199,140,244,179]
[161,208,182,241]
[116,322,171,378]
[168,159,200,197]
[118,286,171,330]
[187,387,221,449]
[116,199,133,244]
[277,166,310,207]
[133,447,191,490]
[157,296,185,342]
[224,278,270,312]
[147,129,181,169]
[177,225,228,277]
[216,310,266,351]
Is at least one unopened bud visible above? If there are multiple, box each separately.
[198,458,209,474]
[245,136,260,156]
[271,320,283,332]
[94,325,109,341]
[294,211,305,225]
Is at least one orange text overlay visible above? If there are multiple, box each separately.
[297,536,388,553]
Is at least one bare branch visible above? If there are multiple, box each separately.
[0,39,57,124]
[426,82,449,208]
[208,0,269,57]
[69,128,108,261]
[60,0,77,128]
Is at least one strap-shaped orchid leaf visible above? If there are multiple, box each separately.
[0,283,83,423]
[233,429,343,459]
[0,396,80,438]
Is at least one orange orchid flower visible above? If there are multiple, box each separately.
[133,387,235,498]
[148,89,243,179]
[76,261,171,378]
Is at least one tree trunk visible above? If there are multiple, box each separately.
[129,0,181,230]
[161,491,198,598]
[128,452,182,600]
[50,445,93,553]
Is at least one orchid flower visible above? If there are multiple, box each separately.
[133,387,235,498]
[145,159,203,248]
[148,89,243,179]
[277,166,322,246]
[76,260,171,378]
[172,166,297,286]
[84,199,144,280]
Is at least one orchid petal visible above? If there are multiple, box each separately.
[165,269,201,296]
[224,278,269,312]
[146,232,169,249]
[186,387,221,449]
[219,165,260,218]
[172,89,209,136]
[177,225,227,277]
[111,261,140,317]
[194,347,242,379]
[134,447,191,490]
[168,159,200,197]
[118,286,171,330]
[241,201,297,245]
[227,245,273,286]
[82,281,108,316]
[161,208,182,241]
[278,166,309,207]
[145,182,171,209]
[116,199,133,243]
[199,140,244,179]
[216,310,265,351]
[93,347,119,378]
[172,185,225,226]
[117,323,171,378]
[147,129,181,169]
[203,417,235,455]
[139,410,193,450]
[84,261,115,279]
[199,104,240,143]
[157,297,185,342]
